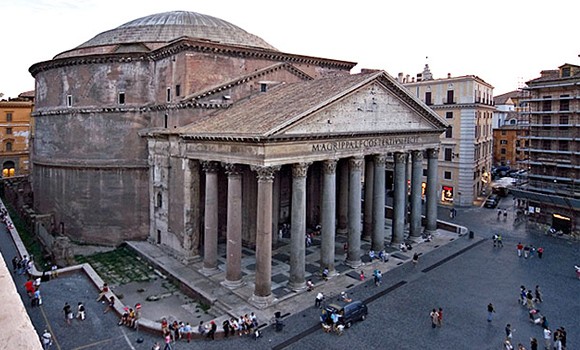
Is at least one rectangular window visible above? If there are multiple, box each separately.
[175,84,181,97]
[164,114,168,129]
[560,115,569,130]
[6,113,12,122]
[561,67,571,77]
[559,140,568,151]
[500,140,507,145]
[445,111,453,119]
[542,140,551,150]
[166,88,171,102]
[422,169,428,177]
[446,90,454,104]
[444,148,453,161]
[67,95,73,107]
[444,171,452,180]
[445,127,453,138]
[542,115,551,124]
[118,92,125,105]
[260,83,268,92]
[501,130,506,136]
[6,127,12,134]
[425,91,432,105]
[559,95,569,111]
[542,96,551,111]
[500,148,506,154]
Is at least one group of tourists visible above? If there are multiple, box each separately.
[516,242,544,259]
[501,285,567,350]
[319,308,345,335]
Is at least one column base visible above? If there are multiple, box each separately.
[346,259,362,269]
[222,278,244,289]
[424,228,437,235]
[287,280,306,292]
[199,266,220,276]
[249,293,276,309]
[337,228,348,234]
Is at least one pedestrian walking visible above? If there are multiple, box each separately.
[517,242,523,257]
[530,337,538,350]
[104,296,115,314]
[163,331,172,350]
[32,289,42,307]
[543,327,552,350]
[523,245,530,259]
[11,256,19,273]
[437,307,443,327]
[505,323,514,340]
[537,247,544,259]
[498,209,502,220]
[315,292,324,308]
[63,302,73,325]
[77,302,86,320]
[534,285,543,303]
[359,270,365,281]
[412,252,419,267]
[41,329,52,350]
[429,309,439,328]
[497,234,504,247]
[503,208,507,220]
[207,320,217,340]
[487,303,496,322]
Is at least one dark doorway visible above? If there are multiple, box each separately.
[552,214,571,234]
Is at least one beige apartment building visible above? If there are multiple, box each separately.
[402,66,494,206]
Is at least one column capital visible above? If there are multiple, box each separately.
[223,163,242,177]
[374,154,387,166]
[201,160,220,173]
[427,148,440,159]
[322,159,338,174]
[393,152,407,163]
[349,156,364,171]
[251,165,280,182]
[411,150,424,161]
[292,162,311,178]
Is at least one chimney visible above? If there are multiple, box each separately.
[398,72,403,82]
[405,74,410,83]
[447,73,451,78]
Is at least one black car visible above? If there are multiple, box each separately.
[326,300,368,328]
[484,194,500,208]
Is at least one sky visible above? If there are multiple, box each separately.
[0,0,578,99]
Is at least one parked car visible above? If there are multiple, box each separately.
[484,194,500,208]
[325,300,368,328]
[492,185,509,197]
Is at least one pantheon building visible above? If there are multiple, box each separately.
[30,11,447,303]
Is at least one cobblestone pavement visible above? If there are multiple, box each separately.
[3,194,578,349]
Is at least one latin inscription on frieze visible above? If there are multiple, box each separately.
[311,136,420,152]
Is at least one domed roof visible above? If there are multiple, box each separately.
[75,11,277,51]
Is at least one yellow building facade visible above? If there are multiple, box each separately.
[0,97,32,177]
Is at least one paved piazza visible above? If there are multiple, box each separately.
[3,194,578,349]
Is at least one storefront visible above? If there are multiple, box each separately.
[441,185,454,203]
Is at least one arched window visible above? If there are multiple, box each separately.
[156,193,162,208]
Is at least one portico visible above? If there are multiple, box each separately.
[144,70,448,307]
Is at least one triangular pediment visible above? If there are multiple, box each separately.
[278,80,444,136]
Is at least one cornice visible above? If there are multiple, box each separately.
[150,38,356,70]
[176,129,442,143]
[29,38,356,77]
[29,52,151,77]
